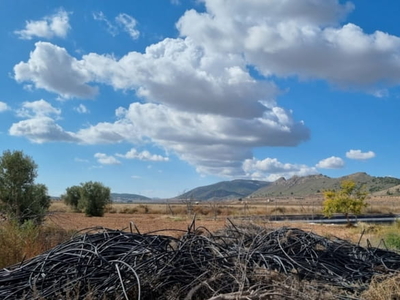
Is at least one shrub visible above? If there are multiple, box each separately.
[62,181,111,217]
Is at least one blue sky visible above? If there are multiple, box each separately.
[1,0,400,198]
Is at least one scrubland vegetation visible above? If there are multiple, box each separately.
[1,198,400,298]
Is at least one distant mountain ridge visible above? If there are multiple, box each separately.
[176,179,270,201]
[251,172,400,197]
[175,173,400,201]
[111,193,151,203]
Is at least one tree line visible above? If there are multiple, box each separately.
[0,150,111,225]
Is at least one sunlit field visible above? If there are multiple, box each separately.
[2,196,400,299]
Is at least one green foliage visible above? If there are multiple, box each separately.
[63,181,111,217]
[0,150,50,225]
[62,185,81,211]
[385,232,400,250]
[323,180,368,223]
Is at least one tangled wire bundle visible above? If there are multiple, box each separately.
[1,221,400,299]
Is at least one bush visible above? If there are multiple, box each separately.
[62,181,111,217]
[79,182,111,217]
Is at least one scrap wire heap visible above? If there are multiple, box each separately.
[1,221,400,299]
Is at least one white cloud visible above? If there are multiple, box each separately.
[177,0,400,91]
[16,1,400,178]
[82,38,279,118]
[116,13,139,40]
[70,102,308,176]
[94,153,121,165]
[93,12,118,36]
[0,102,10,112]
[14,42,98,99]
[117,148,169,161]
[9,116,78,144]
[16,99,61,118]
[316,156,344,169]
[75,119,141,144]
[15,9,70,40]
[346,149,376,160]
[94,12,140,40]
[74,104,89,114]
[9,100,79,143]
[243,157,318,181]
[12,39,309,176]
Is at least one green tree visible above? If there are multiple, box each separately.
[63,181,111,217]
[62,185,81,211]
[322,180,368,224]
[0,150,50,224]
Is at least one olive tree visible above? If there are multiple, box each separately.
[63,181,111,217]
[322,180,368,224]
[62,185,81,211]
[0,150,50,224]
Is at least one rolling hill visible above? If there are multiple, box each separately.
[111,193,151,203]
[250,172,400,198]
[174,173,400,201]
[175,179,270,201]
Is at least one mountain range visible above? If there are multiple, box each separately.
[111,193,151,203]
[110,173,400,202]
[175,172,400,201]
[175,179,270,201]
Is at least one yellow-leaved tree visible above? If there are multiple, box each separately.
[322,180,368,224]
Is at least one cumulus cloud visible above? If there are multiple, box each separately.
[67,101,308,176]
[12,39,309,176]
[13,1,397,178]
[82,38,278,118]
[177,0,400,90]
[14,42,98,99]
[15,9,70,40]
[243,157,318,181]
[117,148,169,161]
[75,119,141,144]
[116,13,139,40]
[346,149,376,160]
[9,99,78,143]
[94,153,121,165]
[0,102,10,112]
[124,103,308,175]
[16,99,61,118]
[316,156,345,169]
[9,116,78,143]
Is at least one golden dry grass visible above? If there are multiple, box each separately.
[45,201,365,243]
[4,199,400,299]
[361,273,400,299]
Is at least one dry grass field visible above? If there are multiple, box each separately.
[2,197,400,299]
[46,197,400,243]
[43,195,400,253]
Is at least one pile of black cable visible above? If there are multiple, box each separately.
[1,222,400,300]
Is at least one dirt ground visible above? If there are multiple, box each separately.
[45,211,363,243]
